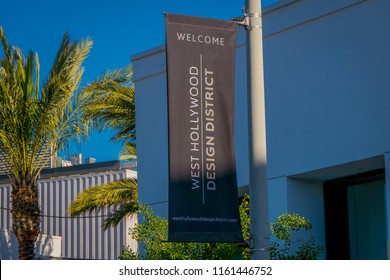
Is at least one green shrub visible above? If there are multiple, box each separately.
[119,195,250,260]
[119,196,323,260]
[269,213,324,260]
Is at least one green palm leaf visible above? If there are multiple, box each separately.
[119,141,137,161]
[67,178,138,229]
[103,203,138,230]
[82,65,135,142]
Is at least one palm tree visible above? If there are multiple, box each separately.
[67,65,138,228]
[0,27,92,259]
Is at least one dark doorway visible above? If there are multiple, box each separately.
[324,170,386,260]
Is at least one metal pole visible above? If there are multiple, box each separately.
[245,0,270,260]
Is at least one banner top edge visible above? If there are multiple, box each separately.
[165,13,237,30]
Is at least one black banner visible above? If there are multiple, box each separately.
[166,14,242,243]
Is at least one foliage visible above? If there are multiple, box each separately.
[119,141,137,161]
[118,195,324,260]
[82,65,135,143]
[270,213,312,240]
[0,27,92,259]
[120,196,251,260]
[239,194,251,259]
[67,65,137,229]
[67,178,138,229]
[269,213,324,260]
[81,62,136,167]
[118,246,139,260]
[0,28,92,179]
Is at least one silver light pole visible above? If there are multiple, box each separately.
[245,0,270,260]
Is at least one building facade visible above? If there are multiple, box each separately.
[132,0,390,259]
[0,161,137,259]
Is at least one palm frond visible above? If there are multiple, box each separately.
[82,66,135,142]
[31,35,93,176]
[67,178,138,217]
[0,26,13,68]
[103,203,138,230]
[0,28,93,185]
[119,141,137,161]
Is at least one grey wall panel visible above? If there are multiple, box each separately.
[0,168,137,259]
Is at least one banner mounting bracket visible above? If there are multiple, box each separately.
[232,16,250,30]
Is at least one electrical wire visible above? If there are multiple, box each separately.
[0,200,168,219]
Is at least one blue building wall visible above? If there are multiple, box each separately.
[132,0,390,259]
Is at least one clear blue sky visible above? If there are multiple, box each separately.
[0,0,279,163]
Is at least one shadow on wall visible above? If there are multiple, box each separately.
[36,234,62,259]
[0,229,18,259]
[0,230,62,259]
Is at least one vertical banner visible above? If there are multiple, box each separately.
[166,14,243,243]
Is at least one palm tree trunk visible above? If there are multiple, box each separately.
[11,184,41,260]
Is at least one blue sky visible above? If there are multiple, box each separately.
[0,0,279,163]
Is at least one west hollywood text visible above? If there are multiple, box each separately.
[188,62,216,194]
